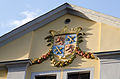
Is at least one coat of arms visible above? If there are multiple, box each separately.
[53,34,76,59]
[32,26,97,67]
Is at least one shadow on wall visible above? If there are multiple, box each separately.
[28,9,97,67]
[67,7,97,51]
[67,10,97,66]
[80,25,93,52]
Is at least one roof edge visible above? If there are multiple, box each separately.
[94,50,120,56]
[0,59,32,66]
[0,3,120,47]
[0,3,69,47]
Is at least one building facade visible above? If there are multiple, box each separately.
[0,3,120,79]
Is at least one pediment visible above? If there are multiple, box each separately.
[0,3,120,47]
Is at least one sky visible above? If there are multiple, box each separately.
[0,0,120,36]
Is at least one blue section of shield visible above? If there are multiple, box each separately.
[52,34,77,58]
[52,45,64,57]
[65,34,77,45]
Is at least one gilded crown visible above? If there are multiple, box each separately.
[49,26,83,36]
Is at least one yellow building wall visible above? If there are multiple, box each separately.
[0,70,7,79]
[29,14,101,59]
[0,32,32,62]
[26,57,100,79]
[0,14,120,79]
[27,14,100,79]
[100,23,120,51]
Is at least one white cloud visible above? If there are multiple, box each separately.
[9,9,40,28]
[0,9,41,36]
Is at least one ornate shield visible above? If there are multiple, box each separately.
[31,26,97,67]
[52,34,77,59]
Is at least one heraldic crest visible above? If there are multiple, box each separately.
[31,26,97,67]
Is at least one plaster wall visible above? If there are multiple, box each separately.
[100,23,120,51]
[0,14,120,79]
[0,32,32,62]
[26,56,100,79]
[27,14,100,79]
[29,14,101,59]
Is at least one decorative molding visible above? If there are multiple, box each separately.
[0,59,32,71]
[0,59,32,65]
[94,50,120,56]
[0,59,32,79]
[94,51,120,64]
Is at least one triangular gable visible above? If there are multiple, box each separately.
[0,3,120,47]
